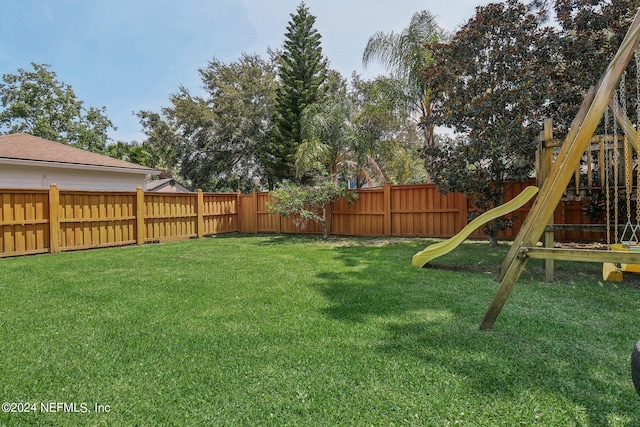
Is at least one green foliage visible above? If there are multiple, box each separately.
[297,93,355,181]
[544,0,638,133]
[260,2,328,186]
[268,179,357,239]
[0,63,115,153]
[363,10,446,180]
[106,141,152,166]
[424,0,553,244]
[295,73,423,187]
[350,74,425,185]
[138,54,276,192]
[136,110,184,178]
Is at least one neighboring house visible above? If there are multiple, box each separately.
[0,133,160,191]
[146,178,192,193]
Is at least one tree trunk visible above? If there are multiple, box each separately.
[421,92,434,184]
[423,123,434,184]
[488,225,499,247]
[321,206,328,239]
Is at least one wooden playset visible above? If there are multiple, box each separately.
[481,9,640,330]
[413,9,640,329]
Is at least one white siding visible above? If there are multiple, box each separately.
[0,163,148,191]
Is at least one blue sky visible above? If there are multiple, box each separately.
[1,0,491,143]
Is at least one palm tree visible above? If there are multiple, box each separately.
[362,10,445,182]
[295,98,387,187]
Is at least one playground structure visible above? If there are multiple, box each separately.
[412,8,640,330]
[482,8,640,330]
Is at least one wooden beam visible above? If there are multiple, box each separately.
[521,246,640,264]
[545,224,609,232]
[482,9,640,331]
[543,230,555,282]
[610,88,640,153]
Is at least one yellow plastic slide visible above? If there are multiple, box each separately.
[412,186,539,268]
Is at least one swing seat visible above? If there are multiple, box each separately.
[602,244,640,281]
[621,263,640,273]
[602,262,623,282]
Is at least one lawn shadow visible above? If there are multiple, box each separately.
[311,239,640,425]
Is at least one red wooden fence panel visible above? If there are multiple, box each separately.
[331,187,384,236]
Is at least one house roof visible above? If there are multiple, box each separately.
[146,178,192,192]
[0,133,158,174]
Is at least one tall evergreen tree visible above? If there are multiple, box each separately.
[259,2,328,187]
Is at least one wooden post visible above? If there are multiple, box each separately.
[383,183,391,236]
[197,189,205,238]
[136,187,145,245]
[542,119,554,282]
[235,190,242,234]
[48,184,60,254]
[326,200,332,237]
[544,228,555,282]
[599,135,606,189]
[252,190,258,234]
[482,10,640,331]
[457,191,468,233]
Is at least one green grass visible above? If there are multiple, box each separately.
[1,235,639,426]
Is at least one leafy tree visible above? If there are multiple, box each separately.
[268,178,357,239]
[529,0,638,219]
[539,0,638,132]
[136,110,184,179]
[349,74,424,186]
[259,2,328,186]
[296,73,421,188]
[424,0,554,245]
[138,53,277,192]
[106,141,152,166]
[362,10,446,181]
[296,98,354,181]
[0,62,115,153]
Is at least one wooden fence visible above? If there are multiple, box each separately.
[1,181,602,258]
[1,184,239,257]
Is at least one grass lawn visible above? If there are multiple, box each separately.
[1,235,639,426]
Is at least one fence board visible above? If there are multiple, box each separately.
[57,190,137,251]
[257,192,281,233]
[144,193,198,242]
[238,193,257,233]
[202,193,239,235]
[0,189,50,257]
[332,188,384,236]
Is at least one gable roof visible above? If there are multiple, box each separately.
[146,178,192,192]
[0,133,158,174]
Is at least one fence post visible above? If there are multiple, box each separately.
[136,187,145,245]
[235,190,241,233]
[326,200,332,237]
[254,191,259,233]
[383,183,391,236]
[457,191,468,232]
[197,189,205,238]
[48,183,60,254]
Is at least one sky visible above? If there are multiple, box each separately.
[1,0,492,143]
